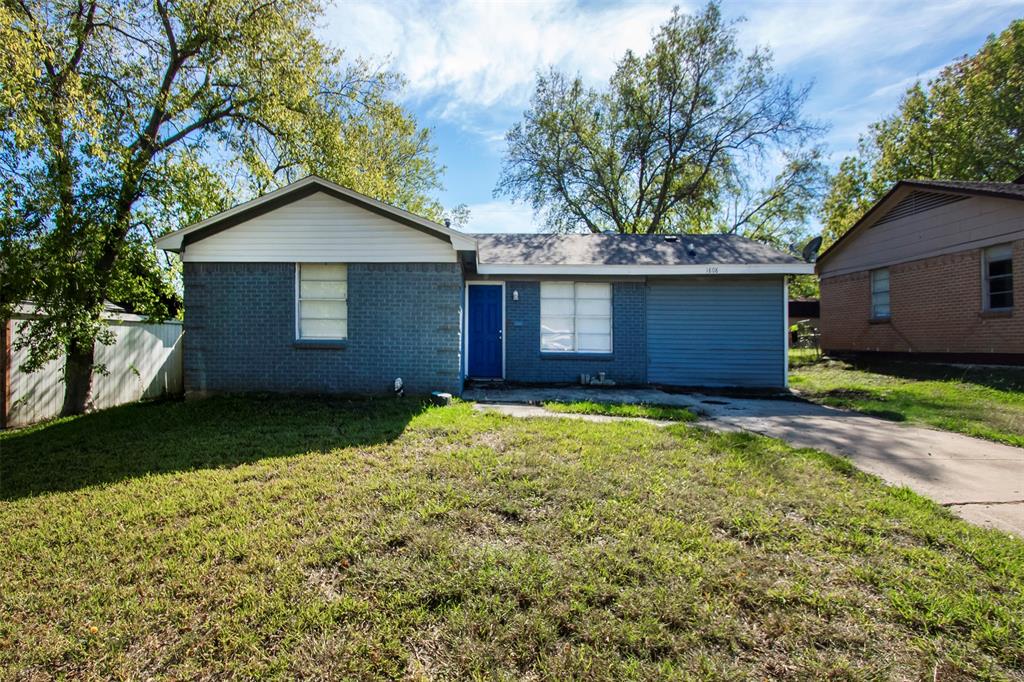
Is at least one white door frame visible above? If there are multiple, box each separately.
[464,281,506,380]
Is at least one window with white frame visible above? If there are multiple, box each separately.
[870,268,890,319]
[984,244,1014,310]
[297,264,348,339]
[540,282,612,352]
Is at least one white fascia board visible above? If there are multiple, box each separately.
[155,175,478,253]
[155,177,322,252]
[475,263,816,276]
[181,254,458,263]
[450,233,479,251]
[818,231,1024,279]
[317,178,477,248]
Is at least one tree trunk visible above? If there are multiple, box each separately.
[60,338,96,416]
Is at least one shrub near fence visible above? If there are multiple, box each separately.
[2,307,183,428]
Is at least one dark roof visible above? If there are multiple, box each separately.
[475,233,803,267]
[817,177,1024,266]
[903,179,1024,201]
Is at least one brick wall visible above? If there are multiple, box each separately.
[183,262,463,396]
[503,281,647,384]
[820,239,1024,355]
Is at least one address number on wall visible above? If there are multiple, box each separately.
[705,266,719,274]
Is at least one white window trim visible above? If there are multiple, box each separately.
[870,268,891,320]
[983,244,1014,311]
[295,263,348,340]
[540,281,613,354]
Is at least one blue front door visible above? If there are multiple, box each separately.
[468,285,503,379]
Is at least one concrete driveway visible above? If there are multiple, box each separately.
[463,386,1024,537]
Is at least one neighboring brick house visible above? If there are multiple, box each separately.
[156,176,813,396]
[816,176,1024,364]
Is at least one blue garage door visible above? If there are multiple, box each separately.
[646,278,785,388]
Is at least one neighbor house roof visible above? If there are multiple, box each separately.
[816,175,1024,268]
[154,175,477,252]
[12,301,171,323]
[474,233,813,275]
[903,178,1024,201]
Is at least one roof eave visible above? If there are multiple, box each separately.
[816,179,1024,270]
[815,183,910,269]
[154,175,477,253]
[901,180,1024,203]
[476,263,814,276]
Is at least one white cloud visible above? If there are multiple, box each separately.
[866,65,945,101]
[320,0,679,117]
[322,0,1015,115]
[739,0,1011,69]
[735,0,1022,161]
[462,200,539,234]
[318,0,1024,194]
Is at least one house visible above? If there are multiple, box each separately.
[816,176,1024,363]
[155,176,813,397]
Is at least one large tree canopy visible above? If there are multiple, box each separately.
[1,0,446,415]
[820,19,1024,246]
[496,2,825,244]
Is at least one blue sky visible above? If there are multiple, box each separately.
[320,0,1024,233]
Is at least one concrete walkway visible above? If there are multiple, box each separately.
[464,386,1024,537]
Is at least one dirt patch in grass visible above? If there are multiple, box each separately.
[821,387,876,401]
[1,397,1022,679]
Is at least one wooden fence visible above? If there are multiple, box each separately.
[2,309,183,428]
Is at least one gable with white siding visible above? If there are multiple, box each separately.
[180,191,458,263]
[819,193,1024,278]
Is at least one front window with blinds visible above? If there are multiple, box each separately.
[870,268,890,320]
[297,264,348,339]
[985,244,1014,310]
[540,282,612,353]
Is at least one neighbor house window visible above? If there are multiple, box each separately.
[984,244,1014,310]
[297,264,348,339]
[540,282,612,352]
[870,268,890,320]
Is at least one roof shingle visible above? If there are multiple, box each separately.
[903,179,1024,201]
[474,233,803,267]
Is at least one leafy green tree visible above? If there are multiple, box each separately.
[496,2,825,244]
[788,274,819,300]
[821,19,1024,246]
[1,0,445,415]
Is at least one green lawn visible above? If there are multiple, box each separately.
[791,358,1024,447]
[543,400,697,422]
[2,397,1022,679]
[789,346,823,368]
